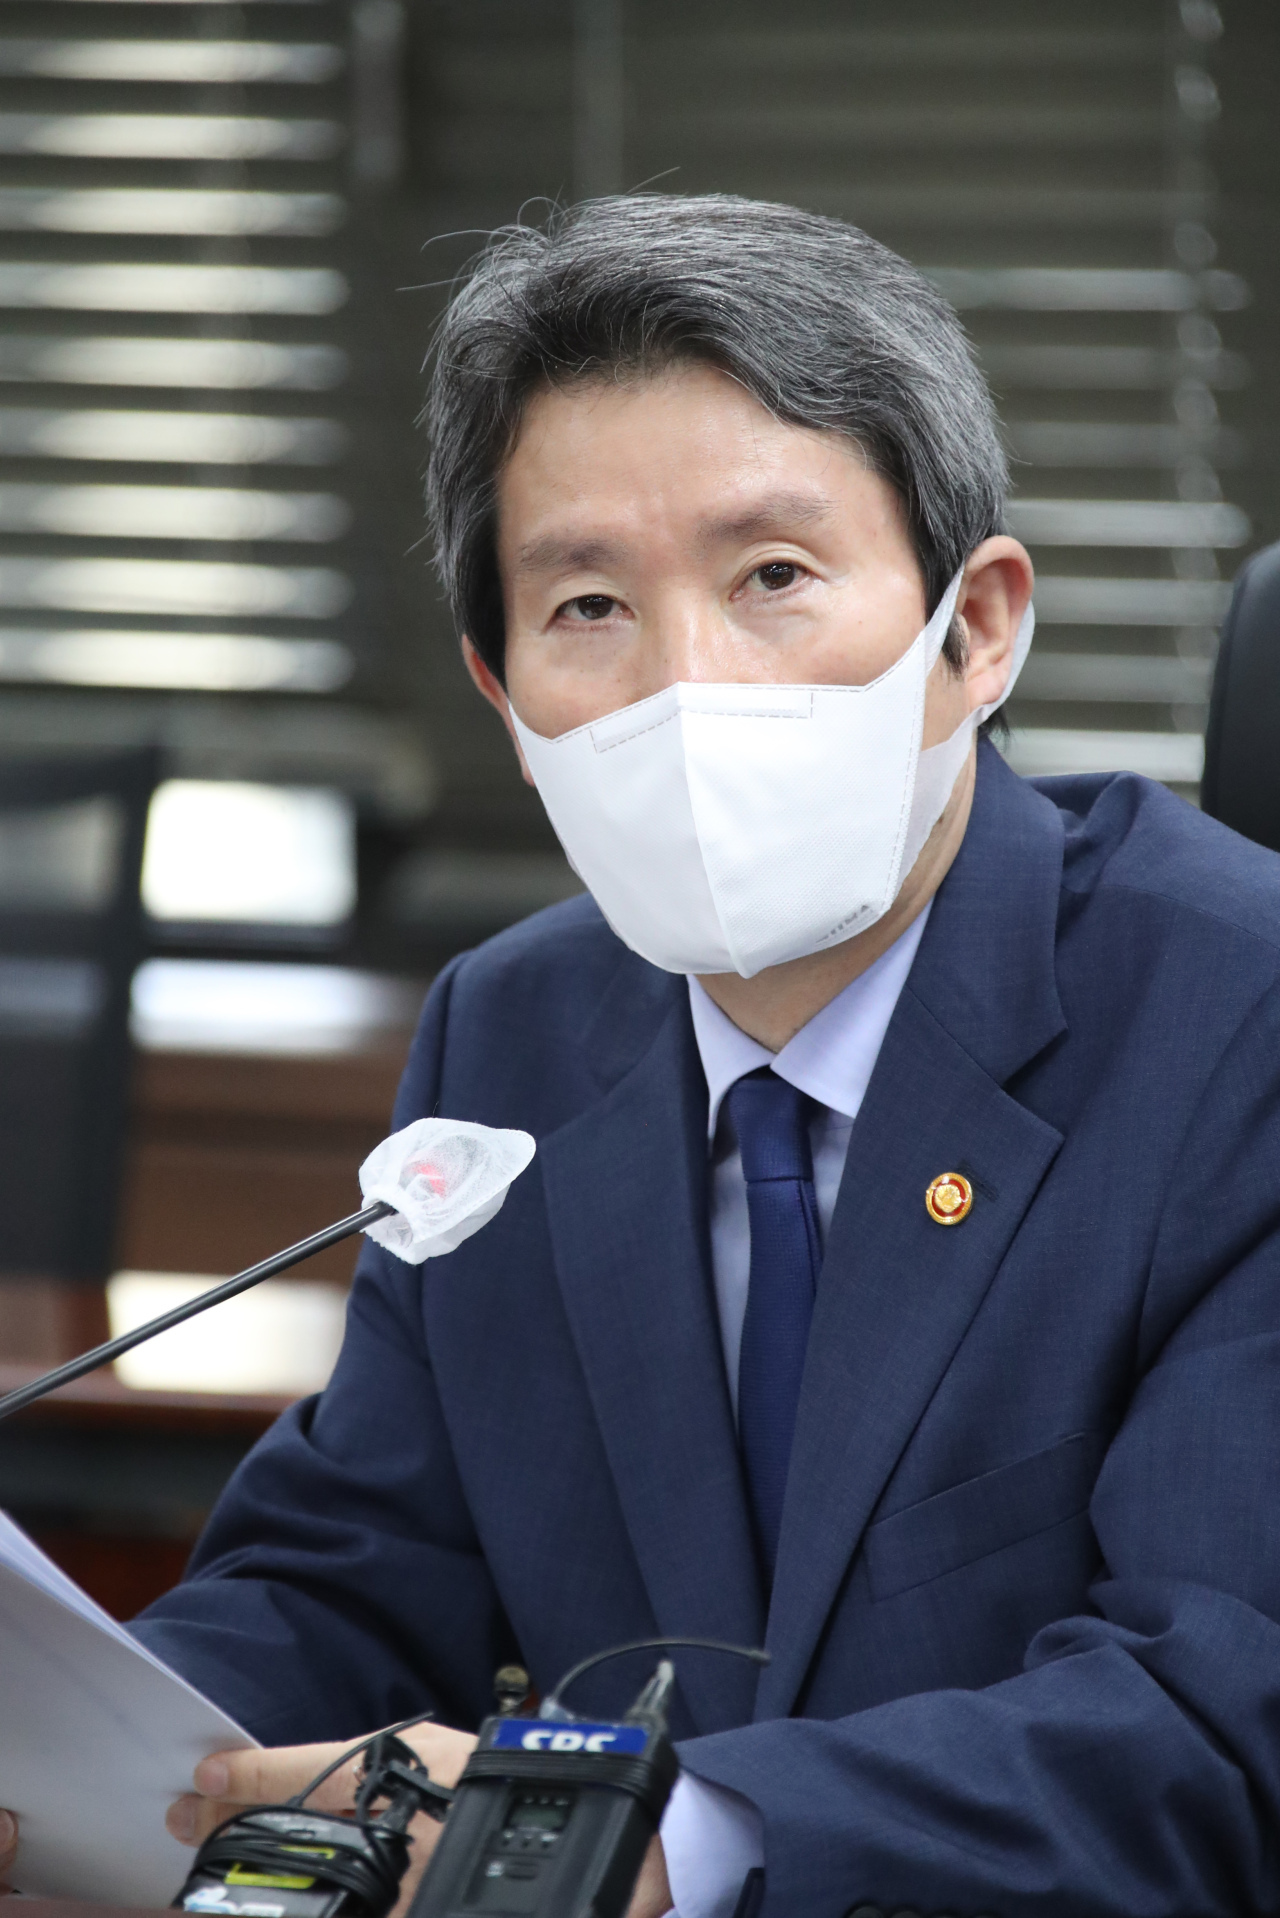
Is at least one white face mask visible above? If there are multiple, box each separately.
[510,572,1034,979]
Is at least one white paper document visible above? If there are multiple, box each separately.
[0,1508,257,1905]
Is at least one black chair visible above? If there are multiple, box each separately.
[0,750,157,1282]
[1202,541,1280,854]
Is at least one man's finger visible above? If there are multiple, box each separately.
[170,1729,477,1857]
[624,1834,671,1918]
[192,1743,357,1813]
[397,1726,478,1791]
[389,1810,446,1918]
[167,1794,233,1849]
[0,1808,17,1883]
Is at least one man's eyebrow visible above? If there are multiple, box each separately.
[513,494,839,575]
[697,492,840,547]
[513,534,626,575]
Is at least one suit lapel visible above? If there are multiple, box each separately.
[761,747,1071,1718]
[539,978,764,1734]
[760,998,1064,1716]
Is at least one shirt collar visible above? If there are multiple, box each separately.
[687,902,932,1141]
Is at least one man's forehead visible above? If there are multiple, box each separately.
[511,490,843,577]
[498,363,875,572]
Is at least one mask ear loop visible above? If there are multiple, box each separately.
[925,569,1036,728]
[920,571,967,678]
[896,576,1036,885]
[971,596,1036,727]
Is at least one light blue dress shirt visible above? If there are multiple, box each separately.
[659,905,931,1918]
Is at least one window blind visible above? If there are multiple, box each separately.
[0,0,362,697]
[414,0,1264,812]
[0,0,435,843]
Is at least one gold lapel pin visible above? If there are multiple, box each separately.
[925,1171,974,1226]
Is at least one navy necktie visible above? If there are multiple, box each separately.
[726,1068,821,1581]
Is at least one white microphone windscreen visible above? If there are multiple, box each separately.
[358,1117,536,1265]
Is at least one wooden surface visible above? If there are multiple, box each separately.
[0,1361,292,1434]
[0,1017,416,1617]
[0,1363,295,1615]
[117,1041,410,1281]
[21,1528,194,1621]
[0,1280,110,1367]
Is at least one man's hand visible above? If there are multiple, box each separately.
[625,1833,672,1918]
[0,1809,16,1891]
[167,1725,477,1916]
[167,1731,670,1918]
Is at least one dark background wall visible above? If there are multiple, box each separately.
[372,0,1280,920]
[0,0,1275,965]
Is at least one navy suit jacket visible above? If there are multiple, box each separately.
[136,744,1280,1916]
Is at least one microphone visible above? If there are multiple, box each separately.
[0,1117,536,1425]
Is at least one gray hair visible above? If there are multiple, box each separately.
[423,194,1007,679]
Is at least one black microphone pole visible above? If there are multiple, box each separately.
[0,1199,395,1425]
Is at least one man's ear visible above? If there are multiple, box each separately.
[955,538,1035,715]
[461,636,536,786]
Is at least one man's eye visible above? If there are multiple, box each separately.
[754,562,800,591]
[560,594,617,621]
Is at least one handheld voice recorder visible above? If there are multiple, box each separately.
[406,1661,679,1918]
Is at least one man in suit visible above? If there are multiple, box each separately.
[30,196,1280,1916]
